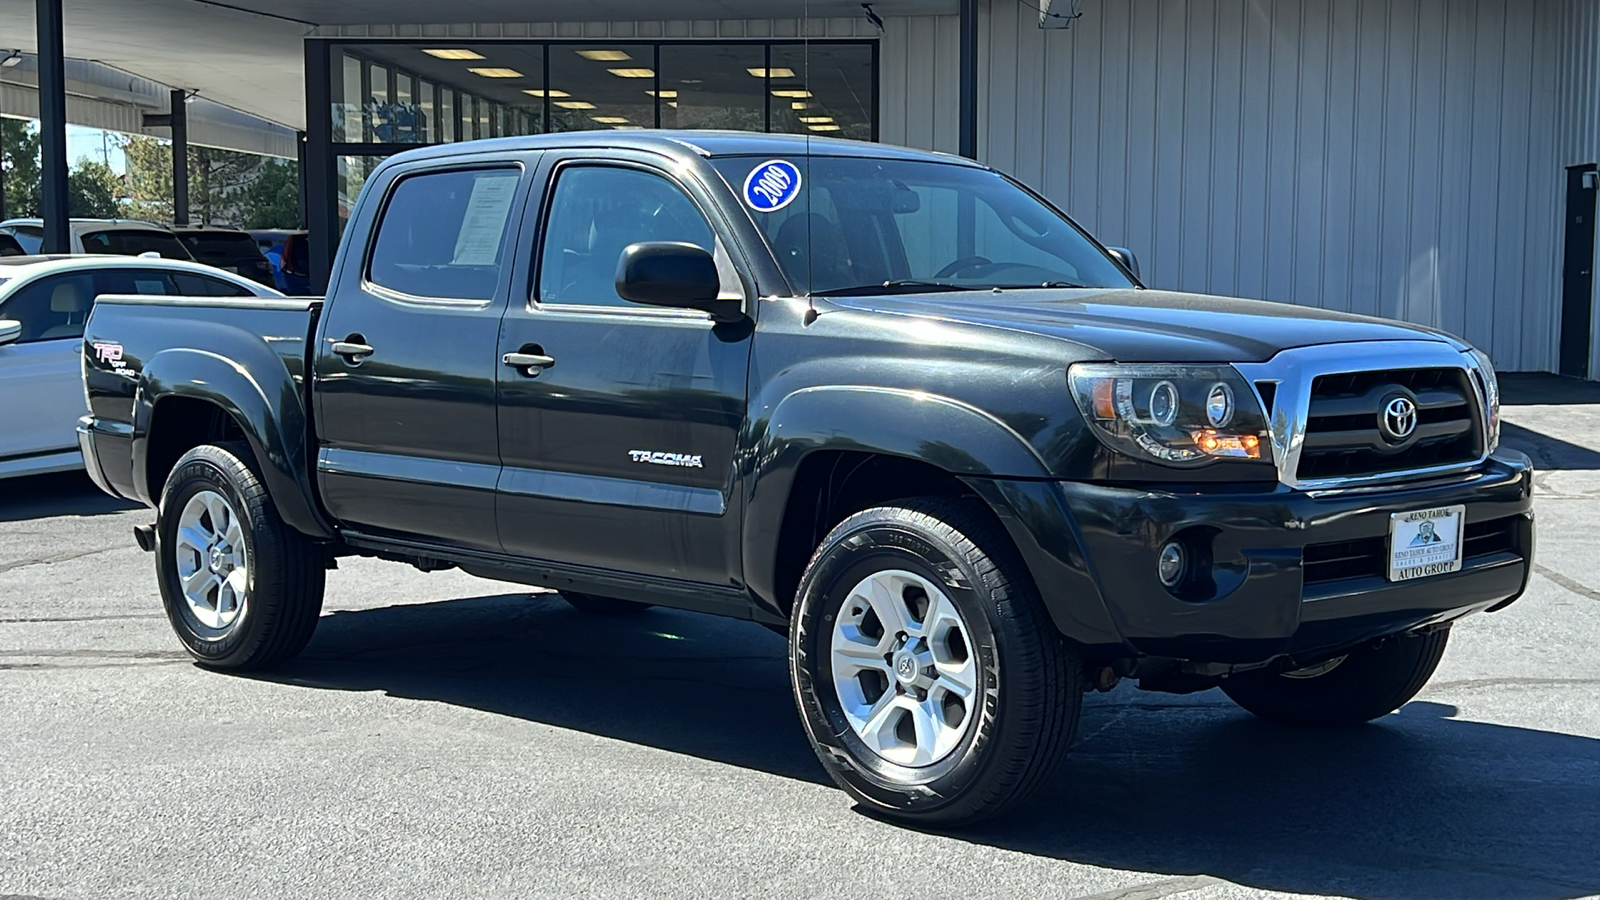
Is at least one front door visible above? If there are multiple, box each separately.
[495,157,753,591]
[1561,164,1598,379]
[314,160,533,552]
[0,272,97,462]
[0,267,190,464]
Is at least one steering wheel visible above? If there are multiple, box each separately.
[934,256,993,279]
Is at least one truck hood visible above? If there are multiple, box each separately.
[825,288,1462,362]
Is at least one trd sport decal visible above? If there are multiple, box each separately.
[628,450,704,469]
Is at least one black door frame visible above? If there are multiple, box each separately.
[1560,163,1598,379]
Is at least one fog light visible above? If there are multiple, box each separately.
[1157,541,1187,588]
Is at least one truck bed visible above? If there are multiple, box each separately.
[79,294,323,511]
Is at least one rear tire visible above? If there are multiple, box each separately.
[560,591,652,615]
[789,497,1081,827]
[155,443,325,671]
[1221,627,1451,726]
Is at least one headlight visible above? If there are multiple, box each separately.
[1067,363,1272,467]
[1466,348,1500,452]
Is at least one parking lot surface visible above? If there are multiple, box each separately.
[2,375,1598,900]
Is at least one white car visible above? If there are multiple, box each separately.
[0,255,283,479]
[0,218,195,260]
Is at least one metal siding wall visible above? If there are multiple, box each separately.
[885,0,1578,373]
[1558,0,1600,375]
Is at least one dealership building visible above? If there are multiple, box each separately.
[4,0,1600,377]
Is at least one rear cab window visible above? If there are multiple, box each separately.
[367,167,522,302]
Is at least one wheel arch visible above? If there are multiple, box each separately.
[744,386,1053,622]
[133,348,332,540]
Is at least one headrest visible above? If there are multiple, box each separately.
[50,281,88,313]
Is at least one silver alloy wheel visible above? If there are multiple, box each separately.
[172,490,250,633]
[830,569,978,767]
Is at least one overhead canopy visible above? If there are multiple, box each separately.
[0,0,952,135]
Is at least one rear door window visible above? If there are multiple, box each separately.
[170,272,254,297]
[367,167,522,302]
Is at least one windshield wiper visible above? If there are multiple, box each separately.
[812,280,987,297]
[987,280,1090,289]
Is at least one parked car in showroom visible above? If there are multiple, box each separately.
[0,254,281,479]
[0,218,196,260]
[77,132,1530,826]
[173,226,276,287]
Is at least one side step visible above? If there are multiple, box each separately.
[133,524,156,553]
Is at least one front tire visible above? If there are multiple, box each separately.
[155,443,325,670]
[1221,627,1451,726]
[789,497,1081,827]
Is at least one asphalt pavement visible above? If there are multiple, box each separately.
[1,374,1597,900]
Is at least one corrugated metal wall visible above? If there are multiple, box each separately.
[1558,0,1600,376]
[882,0,1581,374]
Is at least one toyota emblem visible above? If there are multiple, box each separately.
[1380,396,1418,442]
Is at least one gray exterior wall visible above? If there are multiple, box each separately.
[883,0,1600,375]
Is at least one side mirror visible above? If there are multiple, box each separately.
[0,320,21,347]
[615,242,741,319]
[1106,246,1141,281]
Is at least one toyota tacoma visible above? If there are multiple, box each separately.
[76,132,1533,826]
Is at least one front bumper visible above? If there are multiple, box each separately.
[972,450,1534,663]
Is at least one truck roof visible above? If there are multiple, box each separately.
[381,130,985,169]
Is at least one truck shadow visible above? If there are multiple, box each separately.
[266,593,1600,900]
[0,471,143,522]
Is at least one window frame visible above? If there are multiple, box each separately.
[528,157,746,318]
[360,161,527,309]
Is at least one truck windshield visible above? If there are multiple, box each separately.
[709,155,1134,296]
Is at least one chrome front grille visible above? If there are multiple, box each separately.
[1233,340,1494,490]
[1296,368,1482,481]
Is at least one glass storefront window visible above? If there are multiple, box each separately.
[547,45,656,132]
[769,44,874,141]
[316,40,872,288]
[658,44,766,131]
[336,155,386,228]
[419,81,437,142]
[440,89,456,143]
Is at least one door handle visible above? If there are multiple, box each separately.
[331,338,374,363]
[503,351,556,375]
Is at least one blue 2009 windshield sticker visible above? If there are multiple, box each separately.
[743,159,802,212]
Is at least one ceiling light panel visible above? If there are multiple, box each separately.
[467,67,523,78]
[423,49,485,60]
[746,67,795,78]
[577,49,632,61]
[608,68,655,78]
[553,100,596,109]
[523,89,570,98]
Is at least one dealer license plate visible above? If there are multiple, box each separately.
[1388,505,1465,582]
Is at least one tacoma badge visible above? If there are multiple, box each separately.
[628,450,704,468]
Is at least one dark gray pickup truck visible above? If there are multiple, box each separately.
[77,132,1533,825]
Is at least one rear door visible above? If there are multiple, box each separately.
[0,267,171,461]
[314,158,535,552]
[494,153,754,591]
